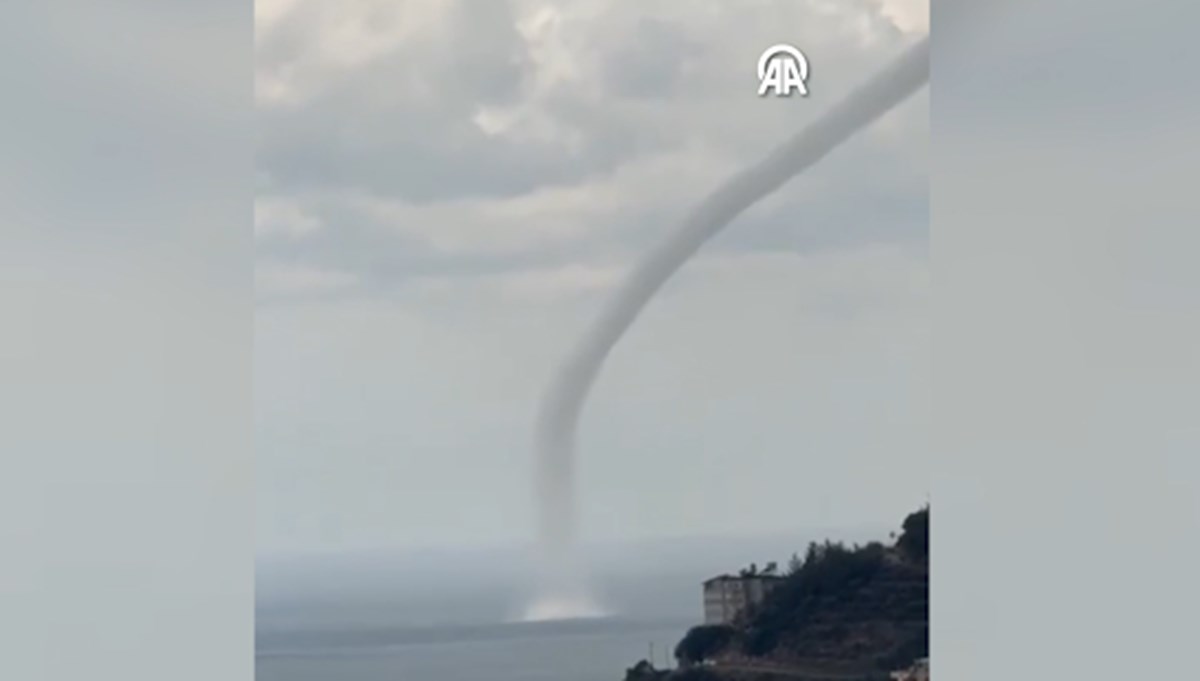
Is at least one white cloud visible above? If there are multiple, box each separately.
[255,197,323,239]
[415,261,627,306]
[254,0,930,553]
[878,0,929,34]
[256,0,514,108]
[334,144,731,259]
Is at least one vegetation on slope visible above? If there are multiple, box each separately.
[674,506,929,673]
[675,625,736,666]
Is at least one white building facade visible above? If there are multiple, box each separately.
[702,574,783,625]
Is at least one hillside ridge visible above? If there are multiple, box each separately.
[624,506,929,681]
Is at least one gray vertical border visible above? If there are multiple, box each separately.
[1,1,253,679]
[934,0,1199,677]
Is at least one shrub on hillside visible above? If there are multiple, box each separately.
[675,625,736,665]
[743,540,888,655]
[896,506,929,562]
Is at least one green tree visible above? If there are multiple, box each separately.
[675,625,735,665]
[624,660,666,681]
[896,506,929,561]
[787,552,803,575]
[741,540,889,655]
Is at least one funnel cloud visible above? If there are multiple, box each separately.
[530,37,931,618]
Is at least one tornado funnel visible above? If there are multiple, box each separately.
[530,36,930,619]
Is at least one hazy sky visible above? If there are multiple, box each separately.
[254,0,930,556]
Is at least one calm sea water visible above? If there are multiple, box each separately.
[256,617,689,681]
[255,532,875,681]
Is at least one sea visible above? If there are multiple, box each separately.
[257,529,885,681]
[256,616,689,681]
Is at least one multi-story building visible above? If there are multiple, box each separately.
[702,574,784,624]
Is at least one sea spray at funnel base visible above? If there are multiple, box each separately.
[530,36,931,618]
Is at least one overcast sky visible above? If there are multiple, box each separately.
[254,0,930,557]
